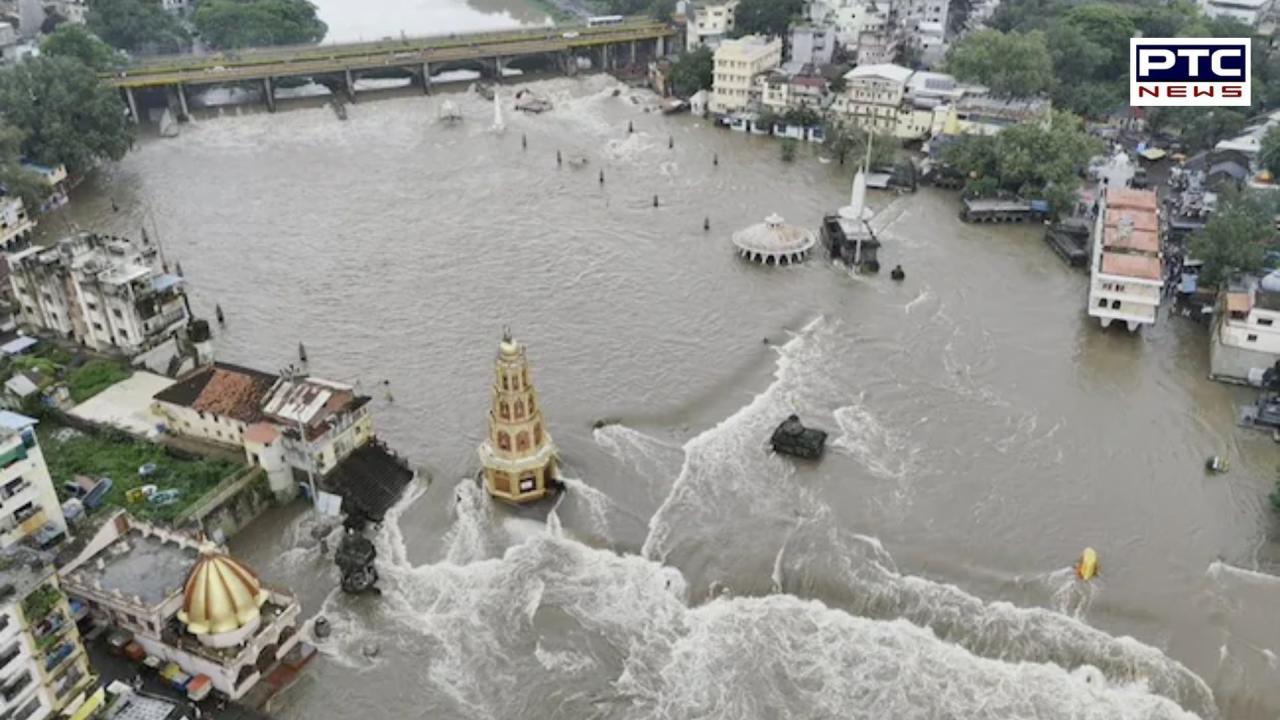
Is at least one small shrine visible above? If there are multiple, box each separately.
[477,329,559,503]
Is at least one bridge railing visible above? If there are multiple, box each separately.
[108,18,669,79]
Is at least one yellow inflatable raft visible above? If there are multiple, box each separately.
[1076,547,1099,581]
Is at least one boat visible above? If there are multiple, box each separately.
[566,154,589,168]
[1076,547,1099,580]
[438,100,462,123]
[1205,456,1229,473]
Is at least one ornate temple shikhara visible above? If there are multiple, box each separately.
[477,330,559,503]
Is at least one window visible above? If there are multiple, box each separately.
[1260,318,1274,327]
[112,309,123,319]
[1248,334,1259,342]
[1111,300,1121,310]
[518,476,536,493]
[118,329,128,340]
[92,322,103,331]
[197,411,205,420]
[87,302,97,311]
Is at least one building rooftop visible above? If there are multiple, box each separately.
[1101,252,1162,280]
[845,63,914,84]
[70,528,199,608]
[321,441,415,522]
[0,546,56,607]
[1105,207,1159,233]
[153,363,278,424]
[1105,188,1159,212]
[1103,226,1159,253]
[261,376,368,439]
[731,213,817,254]
[956,94,1050,115]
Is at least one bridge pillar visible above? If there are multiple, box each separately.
[263,77,276,113]
[656,35,666,57]
[630,40,637,66]
[421,62,431,94]
[123,87,139,124]
[602,44,611,70]
[176,83,190,120]
[344,68,356,102]
[495,57,506,82]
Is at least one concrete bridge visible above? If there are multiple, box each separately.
[102,19,679,121]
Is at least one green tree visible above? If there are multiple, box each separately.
[193,0,328,49]
[946,29,1053,97]
[822,119,893,166]
[0,56,132,174]
[0,121,50,214]
[1063,4,1136,78]
[668,46,712,97]
[41,25,118,70]
[732,0,804,37]
[1190,190,1276,288]
[87,0,189,54]
[780,138,797,162]
[1263,126,1280,180]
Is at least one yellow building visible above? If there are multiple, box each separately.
[710,35,783,114]
[477,331,559,503]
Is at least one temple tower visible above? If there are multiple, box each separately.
[477,329,559,503]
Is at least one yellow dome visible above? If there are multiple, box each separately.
[178,547,269,637]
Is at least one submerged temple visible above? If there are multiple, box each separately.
[477,330,559,503]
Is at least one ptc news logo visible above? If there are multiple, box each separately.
[1130,38,1251,107]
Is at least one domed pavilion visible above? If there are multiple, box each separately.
[732,213,817,265]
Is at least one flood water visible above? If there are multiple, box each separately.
[51,58,1280,719]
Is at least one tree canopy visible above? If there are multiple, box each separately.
[669,47,712,97]
[1261,125,1280,179]
[822,120,895,167]
[87,0,189,54]
[1190,190,1277,288]
[945,29,1053,98]
[0,121,49,215]
[0,56,132,174]
[941,111,1101,216]
[41,24,119,71]
[732,0,804,38]
[192,0,328,49]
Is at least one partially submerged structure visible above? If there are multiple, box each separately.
[1087,188,1162,332]
[770,415,827,459]
[822,159,880,271]
[478,330,559,504]
[732,214,817,265]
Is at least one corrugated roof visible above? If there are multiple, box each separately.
[320,441,414,522]
[0,336,37,356]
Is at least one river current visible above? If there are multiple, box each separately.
[46,21,1280,717]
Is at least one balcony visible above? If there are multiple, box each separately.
[0,644,20,673]
[1,673,31,702]
[42,642,76,676]
[0,447,25,472]
[15,511,45,540]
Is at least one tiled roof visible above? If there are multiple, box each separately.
[1103,227,1159,253]
[1105,207,1159,233]
[1101,252,1162,280]
[1105,188,1158,212]
[153,363,278,423]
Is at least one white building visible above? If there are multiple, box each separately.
[1088,188,1163,332]
[685,0,739,51]
[50,0,87,25]
[0,198,34,254]
[1210,274,1280,383]
[151,362,278,450]
[1200,0,1272,25]
[787,25,835,68]
[259,374,373,477]
[0,412,65,550]
[159,0,189,13]
[913,20,947,66]
[8,233,188,355]
[0,554,97,720]
[711,35,783,114]
[59,515,303,701]
[835,63,914,134]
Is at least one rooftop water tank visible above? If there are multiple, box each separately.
[1260,270,1280,293]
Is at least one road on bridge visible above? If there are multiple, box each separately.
[103,20,676,90]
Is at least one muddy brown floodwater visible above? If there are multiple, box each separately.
[48,69,1280,719]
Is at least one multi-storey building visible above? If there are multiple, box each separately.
[835,63,914,134]
[711,35,783,114]
[8,234,188,355]
[0,555,98,720]
[1199,0,1272,25]
[0,413,65,551]
[1211,274,1280,383]
[787,25,835,68]
[685,0,739,51]
[1087,188,1163,332]
[60,514,302,701]
[0,198,33,254]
